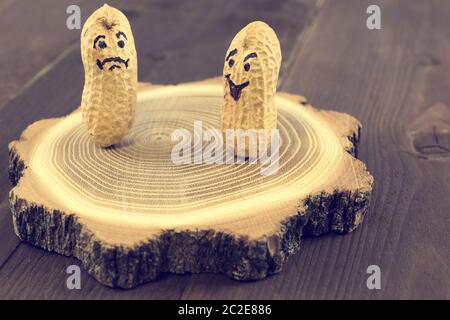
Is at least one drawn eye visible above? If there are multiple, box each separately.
[118,40,125,48]
[98,41,107,49]
[244,63,250,71]
[228,59,235,68]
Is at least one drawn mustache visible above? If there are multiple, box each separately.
[96,57,130,71]
[225,74,249,101]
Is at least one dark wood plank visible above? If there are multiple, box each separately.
[0,0,100,111]
[0,244,189,300]
[282,0,450,299]
[0,0,16,14]
[181,0,450,299]
[0,0,319,298]
[0,199,18,267]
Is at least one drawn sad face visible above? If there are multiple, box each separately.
[81,6,136,75]
[224,48,259,101]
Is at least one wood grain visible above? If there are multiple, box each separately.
[0,0,449,299]
[8,79,372,288]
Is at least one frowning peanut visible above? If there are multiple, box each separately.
[81,4,138,147]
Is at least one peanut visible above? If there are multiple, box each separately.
[81,4,138,147]
[220,21,282,157]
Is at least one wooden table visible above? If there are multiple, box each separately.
[0,0,449,299]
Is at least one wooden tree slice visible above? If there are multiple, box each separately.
[8,78,373,288]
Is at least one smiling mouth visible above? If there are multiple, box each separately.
[225,74,249,101]
[96,57,130,71]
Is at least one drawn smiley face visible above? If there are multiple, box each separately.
[221,21,282,156]
[224,48,258,101]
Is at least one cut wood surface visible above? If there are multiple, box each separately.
[8,79,372,288]
[1,0,449,299]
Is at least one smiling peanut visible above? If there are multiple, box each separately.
[220,21,282,156]
[81,4,137,147]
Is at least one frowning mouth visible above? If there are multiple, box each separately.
[225,74,249,101]
[96,57,130,71]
